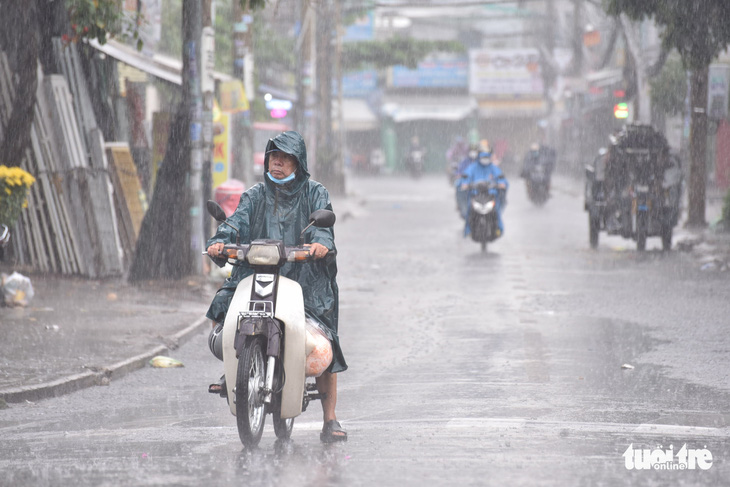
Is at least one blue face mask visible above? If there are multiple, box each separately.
[267,171,296,184]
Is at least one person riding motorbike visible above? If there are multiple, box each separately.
[520,143,556,192]
[447,136,469,171]
[459,149,508,236]
[455,144,480,219]
[205,130,348,442]
[405,135,426,177]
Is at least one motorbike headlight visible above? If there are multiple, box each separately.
[472,200,496,214]
[246,244,283,266]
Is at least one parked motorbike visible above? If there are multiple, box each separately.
[406,149,424,178]
[205,200,336,448]
[524,163,550,205]
[467,180,503,252]
[0,224,9,249]
[0,223,9,262]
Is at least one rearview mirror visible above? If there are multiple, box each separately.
[309,209,336,228]
[206,200,227,222]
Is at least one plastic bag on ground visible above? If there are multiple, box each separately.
[1,272,34,307]
[304,317,333,377]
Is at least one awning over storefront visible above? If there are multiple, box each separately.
[333,98,378,131]
[585,68,624,89]
[381,95,477,123]
[90,39,233,86]
[477,97,546,118]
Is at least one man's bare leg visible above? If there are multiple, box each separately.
[316,371,346,439]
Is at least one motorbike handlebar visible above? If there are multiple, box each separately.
[204,243,318,263]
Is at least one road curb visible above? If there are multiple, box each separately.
[0,316,208,404]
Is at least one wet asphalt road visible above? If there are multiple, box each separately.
[1,172,730,486]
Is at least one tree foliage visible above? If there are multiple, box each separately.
[604,0,730,70]
[66,0,141,48]
[650,54,686,117]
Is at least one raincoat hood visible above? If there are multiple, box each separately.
[264,131,310,193]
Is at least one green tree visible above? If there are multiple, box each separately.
[605,0,730,227]
[650,54,686,118]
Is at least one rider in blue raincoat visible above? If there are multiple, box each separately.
[455,143,480,219]
[457,149,508,236]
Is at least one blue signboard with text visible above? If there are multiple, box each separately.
[339,69,378,97]
[389,58,469,89]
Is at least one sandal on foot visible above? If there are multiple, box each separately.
[320,420,347,443]
[208,375,227,397]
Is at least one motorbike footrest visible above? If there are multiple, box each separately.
[307,392,327,401]
[208,379,227,398]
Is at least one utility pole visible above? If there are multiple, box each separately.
[619,15,651,124]
[295,0,307,133]
[335,0,345,185]
[202,0,215,238]
[688,66,709,227]
[233,0,254,186]
[183,0,203,274]
[314,0,344,194]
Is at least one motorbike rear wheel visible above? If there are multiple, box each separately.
[236,336,267,447]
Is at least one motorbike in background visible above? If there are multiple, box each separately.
[524,162,550,205]
[205,201,336,448]
[447,158,460,185]
[467,180,504,252]
[406,149,425,178]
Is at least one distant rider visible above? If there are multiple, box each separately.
[459,149,508,236]
[520,143,556,192]
[455,143,480,219]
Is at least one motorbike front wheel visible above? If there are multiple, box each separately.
[236,336,267,447]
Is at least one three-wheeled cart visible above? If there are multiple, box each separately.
[584,124,683,251]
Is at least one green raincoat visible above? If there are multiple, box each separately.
[205,131,347,373]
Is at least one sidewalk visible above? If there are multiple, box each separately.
[0,274,213,405]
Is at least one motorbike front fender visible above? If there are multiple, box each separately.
[274,277,307,419]
[221,275,307,418]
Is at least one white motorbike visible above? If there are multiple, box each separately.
[205,201,336,448]
[0,224,9,249]
[0,224,9,262]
